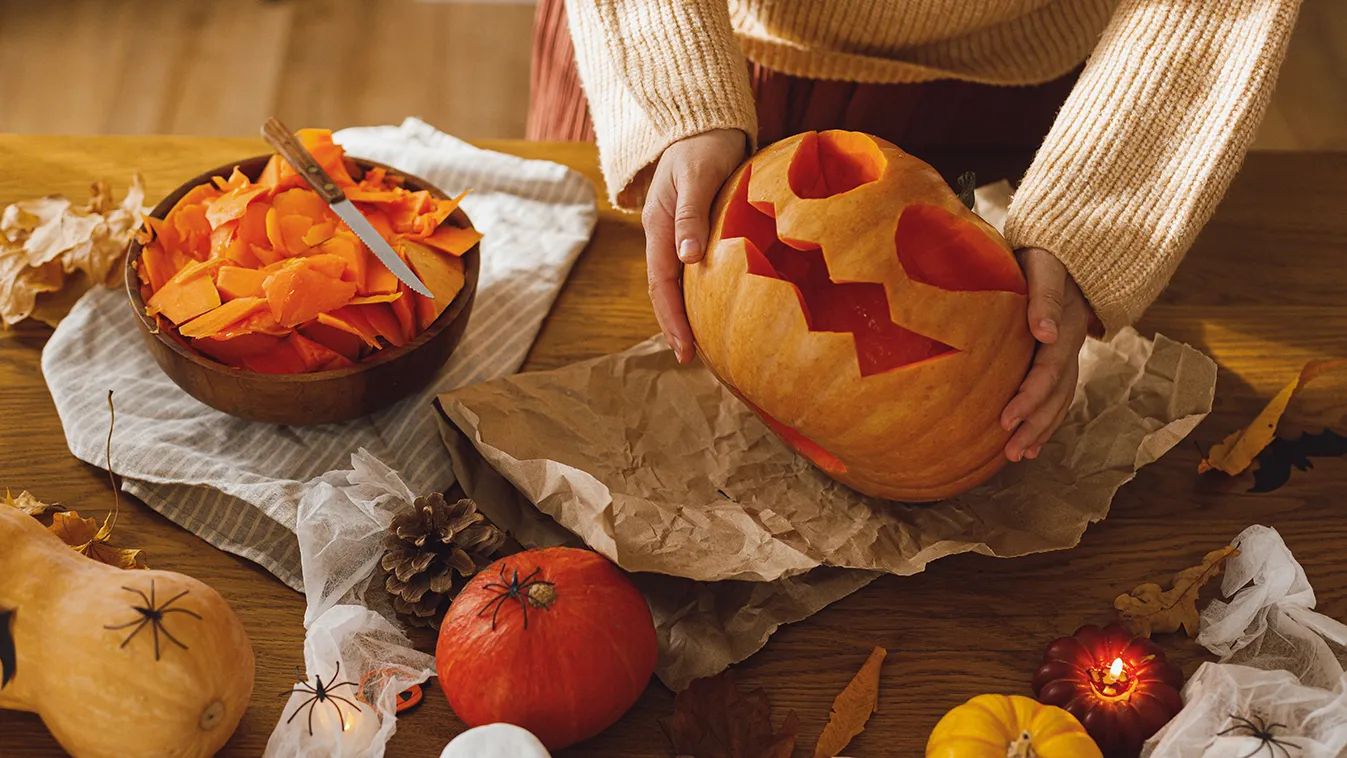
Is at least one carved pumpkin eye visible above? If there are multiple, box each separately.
[787,131,886,199]
[894,203,1027,295]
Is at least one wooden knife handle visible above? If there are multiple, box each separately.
[260,117,346,204]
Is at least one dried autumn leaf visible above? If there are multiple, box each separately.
[664,670,798,758]
[0,251,63,326]
[1200,359,1347,475]
[0,175,148,328]
[813,646,886,758]
[1114,546,1238,637]
[47,510,148,570]
[2,488,65,516]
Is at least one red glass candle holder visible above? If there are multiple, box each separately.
[1032,623,1185,758]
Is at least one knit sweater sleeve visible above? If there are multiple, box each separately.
[564,0,758,212]
[1003,0,1301,332]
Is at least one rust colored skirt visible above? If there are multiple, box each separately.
[526,0,1081,186]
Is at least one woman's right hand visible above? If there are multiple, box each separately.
[642,128,748,364]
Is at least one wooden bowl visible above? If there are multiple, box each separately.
[124,155,480,426]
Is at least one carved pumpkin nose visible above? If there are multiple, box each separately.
[684,130,1034,502]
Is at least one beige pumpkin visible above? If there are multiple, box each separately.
[684,130,1034,501]
[0,506,255,758]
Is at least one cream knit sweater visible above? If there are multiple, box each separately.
[564,0,1301,331]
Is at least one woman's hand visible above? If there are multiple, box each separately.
[642,128,748,363]
[1000,247,1091,462]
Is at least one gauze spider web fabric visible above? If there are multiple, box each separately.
[263,450,436,758]
[1142,525,1347,758]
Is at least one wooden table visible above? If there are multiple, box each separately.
[3,136,1346,757]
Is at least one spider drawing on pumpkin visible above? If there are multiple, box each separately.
[476,565,555,631]
[280,661,362,737]
[103,580,202,661]
[1217,713,1300,758]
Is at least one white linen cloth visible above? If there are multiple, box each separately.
[41,118,597,589]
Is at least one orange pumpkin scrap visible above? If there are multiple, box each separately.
[684,130,1034,502]
[133,129,482,374]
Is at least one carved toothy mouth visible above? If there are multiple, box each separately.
[722,164,957,378]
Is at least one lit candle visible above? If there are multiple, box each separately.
[278,674,379,756]
[1032,624,1184,757]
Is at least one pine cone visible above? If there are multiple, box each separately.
[381,493,505,628]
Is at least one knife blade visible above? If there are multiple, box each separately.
[260,117,433,298]
[327,198,433,297]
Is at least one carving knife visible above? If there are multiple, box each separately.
[260,117,433,298]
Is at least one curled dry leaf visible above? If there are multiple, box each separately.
[3,488,65,516]
[47,510,148,570]
[0,174,148,327]
[1114,546,1239,637]
[813,646,886,758]
[1200,359,1347,476]
[663,669,798,758]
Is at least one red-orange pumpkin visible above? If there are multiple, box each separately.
[684,130,1034,501]
[435,547,658,750]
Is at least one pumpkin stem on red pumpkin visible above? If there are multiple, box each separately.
[476,566,554,631]
[525,581,556,610]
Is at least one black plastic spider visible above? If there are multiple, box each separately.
[280,662,362,737]
[103,581,202,661]
[1217,714,1300,758]
[476,565,553,631]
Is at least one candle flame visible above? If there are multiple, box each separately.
[1109,657,1124,678]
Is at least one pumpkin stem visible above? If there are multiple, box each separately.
[1006,731,1037,758]
[526,581,557,610]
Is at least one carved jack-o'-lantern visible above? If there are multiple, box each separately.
[684,130,1034,501]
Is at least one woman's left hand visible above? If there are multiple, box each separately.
[999,247,1090,462]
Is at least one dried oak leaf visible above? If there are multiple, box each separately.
[663,670,798,758]
[3,489,65,516]
[0,175,148,328]
[1114,546,1238,637]
[813,646,886,758]
[48,510,148,570]
[1200,359,1347,476]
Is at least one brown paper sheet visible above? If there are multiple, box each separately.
[438,413,878,690]
[435,327,1215,688]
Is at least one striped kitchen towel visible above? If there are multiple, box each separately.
[42,118,597,590]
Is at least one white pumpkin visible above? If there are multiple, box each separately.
[440,723,552,758]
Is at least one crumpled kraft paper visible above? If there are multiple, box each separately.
[434,327,1215,687]
[438,416,877,689]
[437,328,1215,583]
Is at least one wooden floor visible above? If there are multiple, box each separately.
[0,0,1343,148]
